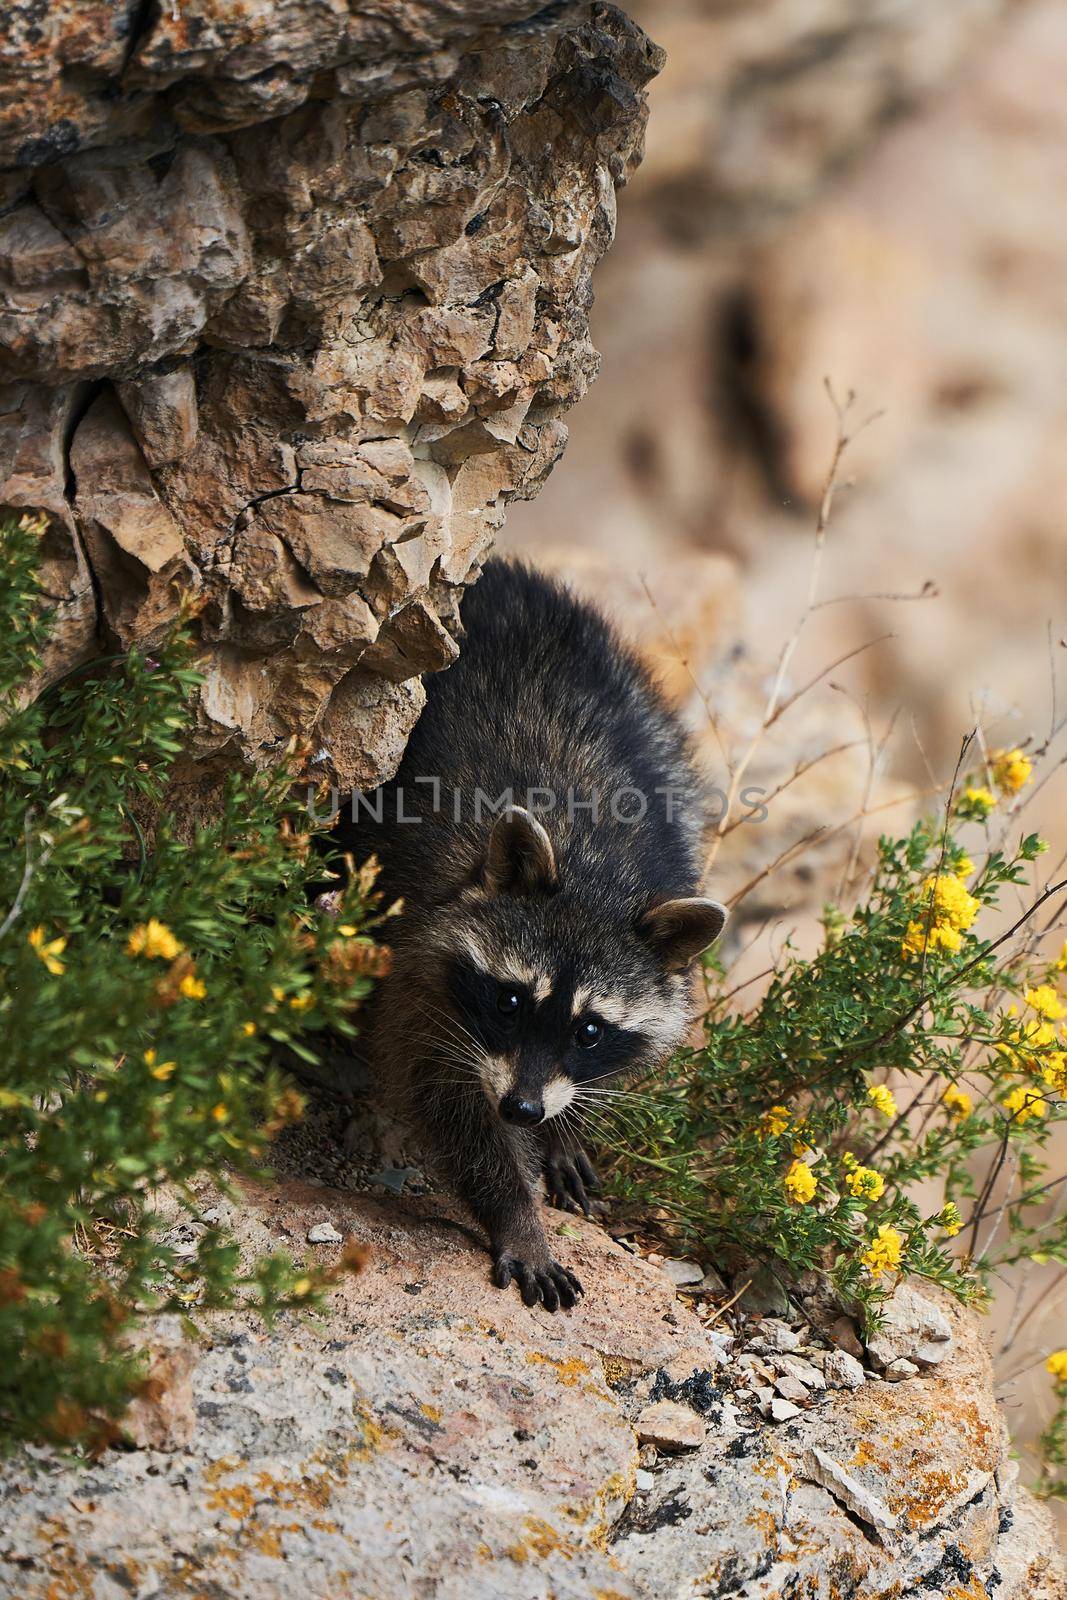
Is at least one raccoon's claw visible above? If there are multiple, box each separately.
[544,1147,601,1216]
[493,1253,584,1312]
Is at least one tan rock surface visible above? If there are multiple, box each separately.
[0,1168,1062,1598]
[0,1,663,791]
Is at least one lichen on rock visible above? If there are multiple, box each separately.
[1,1170,1062,1599]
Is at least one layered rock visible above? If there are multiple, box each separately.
[0,0,662,789]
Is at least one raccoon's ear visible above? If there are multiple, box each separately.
[640,896,728,970]
[481,806,558,896]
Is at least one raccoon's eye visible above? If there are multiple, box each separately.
[574,1019,603,1050]
[496,986,522,1018]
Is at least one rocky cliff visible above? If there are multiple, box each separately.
[0,0,660,791]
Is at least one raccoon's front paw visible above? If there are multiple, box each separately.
[544,1145,600,1217]
[492,1251,583,1312]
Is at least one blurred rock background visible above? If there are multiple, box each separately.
[502,0,1067,1539]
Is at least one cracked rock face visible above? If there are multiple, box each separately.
[1,1176,1063,1600]
[0,0,661,790]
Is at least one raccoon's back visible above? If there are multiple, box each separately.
[351,560,706,908]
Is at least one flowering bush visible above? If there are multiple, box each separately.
[605,756,1067,1357]
[0,515,387,1448]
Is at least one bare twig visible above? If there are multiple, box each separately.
[702,1277,752,1327]
[703,382,882,884]
[0,811,38,940]
[811,579,939,612]
[766,633,895,735]
[716,739,867,842]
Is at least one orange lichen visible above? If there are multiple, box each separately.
[504,1515,581,1564]
[524,1351,592,1387]
[746,1507,779,1542]
[206,1481,257,1520]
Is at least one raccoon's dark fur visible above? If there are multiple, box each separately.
[338,559,726,1310]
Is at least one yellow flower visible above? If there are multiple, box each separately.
[338,924,358,937]
[1041,1054,1067,1094]
[929,873,980,930]
[953,855,975,879]
[1002,1085,1046,1124]
[28,925,67,976]
[293,1277,313,1298]
[940,1202,962,1238]
[289,993,314,1012]
[179,972,207,1001]
[144,1049,177,1081]
[127,919,183,961]
[861,1224,904,1279]
[942,1084,973,1119]
[761,1105,790,1137]
[844,1164,886,1202]
[1025,984,1066,1021]
[1046,1350,1067,1383]
[240,1021,257,1037]
[960,784,996,818]
[784,1160,817,1205]
[271,985,286,1002]
[867,1084,897,1118]
[996,1013,1055,1073]
[991,748,1032,794]
[210,1103,229,1123]
[1055,941,1067,973]
[900,873,979,960]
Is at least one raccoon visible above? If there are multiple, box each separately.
[338,560,726,1311]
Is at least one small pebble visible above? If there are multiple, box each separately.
[828,1315,864,1360]
[635,1469,655,1492]
[772,1354,826,1391]
[662,1258,705,1287]
[635,1400,705,1453]
[308,1222,344,1245]
[774,1375,809,1405]
[768,1397,803,1422]
[754,1319,803,1354]
[884,1358,920,1381]
[824,1349,865,1390]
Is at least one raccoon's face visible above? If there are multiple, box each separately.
[432,808,726,1128]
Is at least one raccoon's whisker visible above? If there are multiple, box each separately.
[416,1001,486,1053]
[579,1086,658,1108]
[570,1093,647,1142]
[576,1070,658,1097]
[567,1102,654,1164]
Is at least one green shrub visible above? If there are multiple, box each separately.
[0,514,387,1449]
[595,746,1067,1501]
[606,794,1067,1321]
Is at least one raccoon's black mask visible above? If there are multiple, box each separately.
[437,807,727,1127]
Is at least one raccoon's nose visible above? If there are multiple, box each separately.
[499,1092,544,1126]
